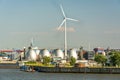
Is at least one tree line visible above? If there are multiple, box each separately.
[95,50,120,67]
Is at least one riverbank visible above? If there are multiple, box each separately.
[0,61,19,69]
[30,66,120,74]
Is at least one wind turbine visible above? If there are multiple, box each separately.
[57,5,79,59]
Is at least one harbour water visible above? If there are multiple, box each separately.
[0,69,120,80]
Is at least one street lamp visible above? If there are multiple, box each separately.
[23,47,26,59]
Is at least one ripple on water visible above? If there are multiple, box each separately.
[0,69,120,80]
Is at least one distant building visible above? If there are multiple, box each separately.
[52,57,62,63]
[93,47,106,56]
[83,51,95,60]
[110,49,120,52]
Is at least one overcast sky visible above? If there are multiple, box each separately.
[0,0,120,50]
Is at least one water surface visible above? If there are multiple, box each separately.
[0,69,119,80]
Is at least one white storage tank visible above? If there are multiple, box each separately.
[41,49,51,58]
[35,49,40,55]
[26,48,37,61]
[29,49,37,61]
[34,49,41,60]
[55,49,64,59]
[69,49,78,59]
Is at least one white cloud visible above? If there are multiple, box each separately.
[10,32,48,35]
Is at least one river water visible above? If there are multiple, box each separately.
[0,69,120,80]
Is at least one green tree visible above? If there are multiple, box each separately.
[70,56,76,66]
[0,52,7,56]
[109,51,120,67]
[94,54,107,66]
[43,56,51,65]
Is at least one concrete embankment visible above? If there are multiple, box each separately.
[32,66,120,74]
[0,61,19,69]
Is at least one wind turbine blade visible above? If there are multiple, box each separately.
[60,4,66,17]
[66,18,79,22]
[57,19,65,30]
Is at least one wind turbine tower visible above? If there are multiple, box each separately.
[57,5,79,59]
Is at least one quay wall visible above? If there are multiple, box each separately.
[33,66,120,74]
[0,63,19,69]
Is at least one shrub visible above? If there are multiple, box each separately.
[70,56,76,66]
[43,56,51,65]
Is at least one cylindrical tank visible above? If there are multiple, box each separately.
[55,49,64,59]
[34,49,40,60]
[102,52,106,56]
[69,49,78,59]
[29,49,37,61]
[35,49,40,55]
[41,49,51,57]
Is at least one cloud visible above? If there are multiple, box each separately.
[10,32,48,35]
[56,27,75,32]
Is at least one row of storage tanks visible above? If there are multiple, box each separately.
[25,47,79,61]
